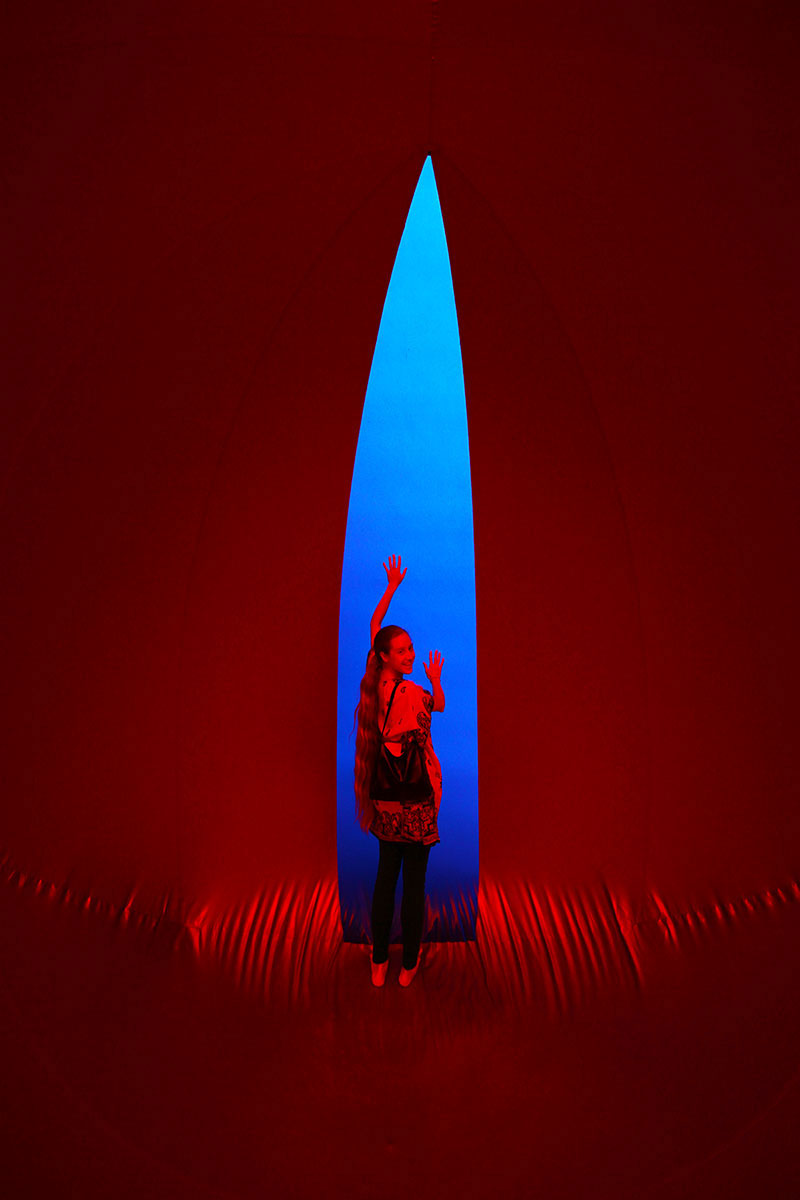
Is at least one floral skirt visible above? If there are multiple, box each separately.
[369,797,440,846]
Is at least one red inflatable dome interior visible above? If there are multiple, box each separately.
[2,3,799,1197]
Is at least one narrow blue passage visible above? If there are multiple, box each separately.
[337,158,478,942]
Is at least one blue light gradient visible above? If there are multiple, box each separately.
[337,158,478,942]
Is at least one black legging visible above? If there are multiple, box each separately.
[371,838,433,970]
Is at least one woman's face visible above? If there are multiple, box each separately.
[380,632,415,676]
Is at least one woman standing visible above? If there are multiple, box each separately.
[354,555,445,987]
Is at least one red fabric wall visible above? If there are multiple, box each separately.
[3,0,798,924]
[3,6,800,1199]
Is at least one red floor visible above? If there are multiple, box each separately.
[2,867,799,1199]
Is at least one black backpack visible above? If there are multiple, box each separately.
[370,680,433,806]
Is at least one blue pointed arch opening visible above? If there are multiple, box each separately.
[337,157,479,943]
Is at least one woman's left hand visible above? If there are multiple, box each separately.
[383,554,407,591]
[423,650,444,682]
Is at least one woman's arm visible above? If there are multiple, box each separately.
[369,554,407,646]
[423,650,445,712]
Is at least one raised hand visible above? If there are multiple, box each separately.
[382,554,407,591]
[423,650,444,682]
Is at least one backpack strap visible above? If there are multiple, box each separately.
[381,680,401,735]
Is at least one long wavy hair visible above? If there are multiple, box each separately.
[353,625,408,832]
